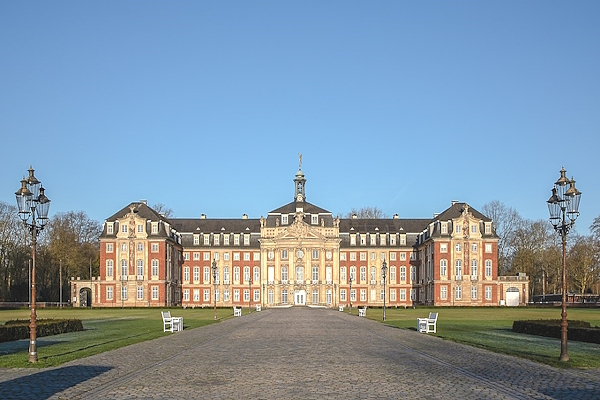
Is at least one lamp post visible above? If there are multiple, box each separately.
[15,166,51,363]
[381,260,387,321]
[547,166,581,362]
[349,276,353,314]
[212,259,218,320]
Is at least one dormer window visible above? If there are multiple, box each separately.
[151,223,158,234]
[311,215,318,225]
[282,215,288,225]
[107,223,114,235]
[441,222,447,234]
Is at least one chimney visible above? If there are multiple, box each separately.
[393,214,399,219]
[352,213,358,219]
[140,199,147,205]
[201,214,206,219]
[451,200,459,206]
[242,214,248,220]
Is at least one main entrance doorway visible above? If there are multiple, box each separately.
[294,290,306,305]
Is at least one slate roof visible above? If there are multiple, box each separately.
[432,202,491,222]
[268,201,331,215]
[170,218,261,234]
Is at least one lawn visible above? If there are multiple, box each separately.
[1,306,599,369]
[0,307,238,368]
[364,306,600,369]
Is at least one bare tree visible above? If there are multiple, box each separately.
[344,206,388,219]
[568,235,599,294]
[153,203,174,218]
[481,200,523,275]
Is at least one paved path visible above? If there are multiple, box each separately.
[1,308,599,399]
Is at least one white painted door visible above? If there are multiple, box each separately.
[295,290,306,305]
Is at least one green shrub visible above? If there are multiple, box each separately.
[0,319,84,343]
[512,319,600,344]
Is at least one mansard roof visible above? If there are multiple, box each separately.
[339,218,431,234]
[170,218,261,234]
[105,201,168,223]
[433,202,491,222]
[268,201,331,215]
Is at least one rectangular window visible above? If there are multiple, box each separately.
[350,235,356,246]
[441,286,447,300]
[281,250,288,260]
[311,215,318,224]
[234,235,240,246]
[107,223,114,234]
[390,252,396,261]
[400,252,406,261]
[312,266,319,281]
[203,252,210,261]
[253,252,260,261]
[400,267,406,281]
[390,289,396,301]
[106,286,113,300]
[254,289,260,301]
[121,260,127,277]
[441,223,447,234]
[232,289,239,301]
[137,243,143,252]
[152,260,159,277]
[360,235,366,245]
[121,224,128,233]
[410,266,416,282]
[268,289,274,305]
[244,235,250,246]
[253,266,260,281]
[204,267,210,282]
[485,260,492,277]
[471,225,477,234]
[380,235,386,246]
[203,289,210,301]
[312,291,318,304]
[224,235,230,246]
[183,267,189,281]
[312,249,319,259]
[371,252,376,261]
[455,243,462,252]
[350,289,356,302]
[224,252,230,261]
[350,252,356,261]
[360,252,366,261]
[370,235,376,246]
[106,243,113,252]
[282,290,288,304]
[121,243,127,252]
[137,259,144,277]
[214,236,220,246]
[400,235,406,245]
[234,267,240,282]
[204,235,210,245]
[340,253,347,261]
[224,289,230,302]
[183,289,189,301]
[106,260,114,277]
[360,267,366,282]
[184,252,190,261]
[485,243,492,253]
[400,289,406,301]
[234,252,240,261]
[137,224,143,233]
[340,289,347,301]
[137,286,143,300]
[152,243,159,253]
[471,244,477,253]
[151,223,158,234]
[244,253,250,261]
[193,252,200,260]
[121,286,128,300]
[390,235,396,246]
[193,234,199,245]
[390,266,396,282]
[340,267,347,282]
[485,223,492,235]
[471,260,478,277]
[440,260,447,278]
[455,224,461,234]
[282,215,288,225]
[360,289,366,301]
[471,286,477,299]
[193,289,200,301]
[440,243,447,253]
[485,286,492,300]
[456,286,462,299]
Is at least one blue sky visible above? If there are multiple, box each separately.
[1,1,599,233]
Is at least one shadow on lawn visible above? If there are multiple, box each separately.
[0,365,112,399]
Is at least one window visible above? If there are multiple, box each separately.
[456,286,462,299]
[268,289,274,304]
[350,289,356,302]
[350,252,356,261]
[121,286,128,300]
[370,252,376,261]
[390,235,396,246]
[390,289,396,301]
[390,253,396,261]
[193,267,200,282]
[106,286,113,300]
[455,260,462,277]
[137,259,144,277]
[327,290,332,305]
[485,286,492,300]
[137,243,143,252]
[152,243,159,253]
[224,235,230,246]
[106,243,113,252]
[233,252,240,261]
[370,235,376,246]
[350,235,356,246]
[204,253,210,261]
[151,259,159,277]
[244,253,250,261]
[183,289,189,301]
[485,260,492,277]
[441,223,447,234]
[380,235,386,246]
[282,215,288,225]
[455,224,461,234]
[360,267,366,282]
[121,243,127,252]
[224,252,230,261]
[485,243,492,253]
[281,250,288,260]
[360,289,367,301]
[400,266,406,281]
[106,260,114,277]
[121,224,128,233]
[455,243,462,252]
[213,253,219,261]
[400,252,406,261]
[121,260,127,277]
[440,243,447,253]
[204,235,210,245]
[234,289,240,301]
[380,289,385,301]
[234,235,240,246]
[485,223,492,235]
[193,234,199,245]
[340,267,347,282]
[224,267,230,283]
[370,267,376,282]
[137,224,143,233]
[215,290,219,302]
[193,289,200,301]
[183,267,189,281]
[214,236,220,246]
[253,266,260,281]
[440,259,447,278]
[471,260,478,276]
[390,266,396,282]
[296,266,304,281]
[107,223,114,234]
[137,286,143,300]
[243,234,250,246]
[281,266,288,281]
[340,289,347,301]
[282,289,289,304]
[312,249,319,259]
[224,289,230,302]
[193,252,200,260]
[360,252,367,261]
[203,289,209,301]
[360,235,366,245]
[234,267,240,282]
[400,235,406,245]
[312,266,319,281]
[471,244,477,253]
[254,289,260,301]
[400,289,406,301]
[340,253,347,261]
[410,266,416,282]
[151,223,158,234]
[311,214,318,224]
[204,267,210,282]
[312,291,318,304]
[183,252,189,261]
[253,252,260,261]
[471,225,477,234]
[471,286,477,299]
[441,286,447,300]
[244,266,250,282]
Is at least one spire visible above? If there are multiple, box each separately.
[294,154,306,202]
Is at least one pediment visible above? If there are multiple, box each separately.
[274,218,326,241]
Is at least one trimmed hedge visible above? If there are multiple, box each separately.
[0,319,84,343]
[512,319,600,344]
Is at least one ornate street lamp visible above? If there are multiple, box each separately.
[381,260,387,321]
[547,166,581,362]
[15,166,51,363]
[211,259,218,320]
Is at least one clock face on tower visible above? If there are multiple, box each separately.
[296,194,304,201]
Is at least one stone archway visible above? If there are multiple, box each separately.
[79,287,92,307]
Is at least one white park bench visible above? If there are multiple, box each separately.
[417,312,438,333]
[358,307,367,317]
[161,311,183,332]
[338,305,344,312]
[255,304,261,312]
[233,306,242,317]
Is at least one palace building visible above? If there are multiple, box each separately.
[71,166,529,308]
